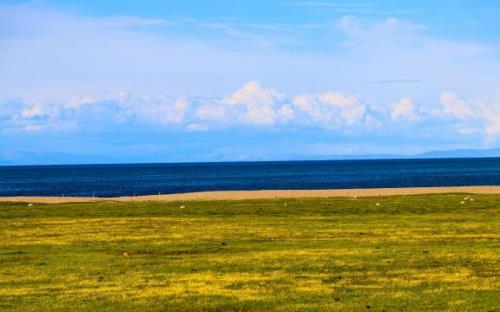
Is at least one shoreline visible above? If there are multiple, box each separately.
[1,186,500,204]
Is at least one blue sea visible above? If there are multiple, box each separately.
[1,158,499,197]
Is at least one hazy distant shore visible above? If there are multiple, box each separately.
[1,186,500,203]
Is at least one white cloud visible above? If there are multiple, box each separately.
[293,92,367,129]
[391,97,417,121]
[21,103,45,119]
[190,81,291,127]
[194,98,228,121]
[166,97,190,124]
[337,16,427,51]
[66,96,96,109]
[440,92,478,119]
[438,92,500,135]
[484,104,500,135]
[223,81,287,126]
[320,92,366,125]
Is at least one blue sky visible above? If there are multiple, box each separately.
[1,0,500,164]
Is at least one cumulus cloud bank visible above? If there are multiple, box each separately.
[2,81,499,140]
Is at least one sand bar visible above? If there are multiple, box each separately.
[1,186,500,204]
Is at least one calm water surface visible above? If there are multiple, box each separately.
[1,158,499,197]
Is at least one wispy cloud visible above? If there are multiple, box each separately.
[283,2,373,8]
[282,1,419,15]
[375,79,423,84]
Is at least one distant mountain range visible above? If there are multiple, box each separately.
[416,147,500,158]
[1,147,500,166]
[285,147,500,161]
[0,152,129,166]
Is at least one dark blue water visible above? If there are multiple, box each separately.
[1,158,499,197]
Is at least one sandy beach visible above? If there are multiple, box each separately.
[1,185,499,203]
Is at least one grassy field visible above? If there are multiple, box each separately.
[1,194,499,311]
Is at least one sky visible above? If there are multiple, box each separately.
[1,0,500,164]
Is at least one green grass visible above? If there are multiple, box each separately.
[1,194,499,311]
